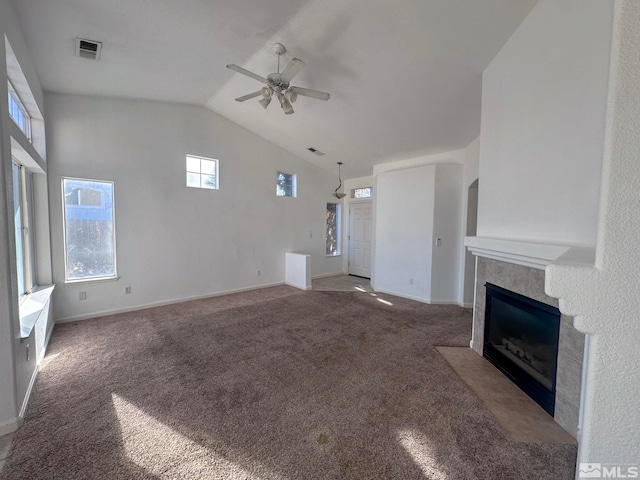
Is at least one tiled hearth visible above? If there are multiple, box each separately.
[471,256,584,438]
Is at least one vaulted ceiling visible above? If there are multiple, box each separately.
[11,0,537,178]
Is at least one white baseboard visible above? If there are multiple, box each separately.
[19,364,39,419]
[285,281,312,291]
[56,281,286,324]
[458,302,474,308]
[0,417,22,436]
[311,272,344,280]
[374,288,460,306]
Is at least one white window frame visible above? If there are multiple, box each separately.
[12,160,36,299]
[186,154,219,190]
[7,80,31,141]
[351,187,373,199]
[326,203,341,256]
[276,171,297,198]
[62,177,118,283]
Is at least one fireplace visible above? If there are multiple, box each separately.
[483,283,561,415]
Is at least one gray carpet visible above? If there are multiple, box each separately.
[1,286,576,479]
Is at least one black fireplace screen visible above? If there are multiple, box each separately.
[483,283,561,415]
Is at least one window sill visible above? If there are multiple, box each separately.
[65,275,120,285]
[325,254,342,258]
[19,284,54,339]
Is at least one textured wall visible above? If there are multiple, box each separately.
[472,256,583,438]
[546,0,640,465]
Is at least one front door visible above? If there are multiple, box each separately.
[348,202,372,278]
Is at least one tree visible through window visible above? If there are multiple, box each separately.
[326,203,340,255]
[276,171,296,197]
[352,187,373,199]
[63,178,116,281]
[186,155,218,189]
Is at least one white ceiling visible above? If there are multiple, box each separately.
[11,0,537,178]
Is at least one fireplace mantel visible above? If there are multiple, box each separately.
[465,237,594,270]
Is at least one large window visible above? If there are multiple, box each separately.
[8,81,31,140]
[12,161,36,297]
[62,178,116,282]
[186,154,218,189]
[276,171,296,197]
[326,203,341,256]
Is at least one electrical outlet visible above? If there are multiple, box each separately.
[409,278,414,285]
[257,269,261,276]
[435,238,442,246]
[124,286,132,294]
[79,291,87,301]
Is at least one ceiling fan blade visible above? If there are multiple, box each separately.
[280,58,305,83]
[226,64,266,83]
[290,86,330,101]
[234,91,262,102]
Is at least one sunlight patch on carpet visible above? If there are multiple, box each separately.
[111,393,279,479]
[397,428,449,480]
[40,353,60,369]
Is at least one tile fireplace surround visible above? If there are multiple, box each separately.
[467,243,585,439]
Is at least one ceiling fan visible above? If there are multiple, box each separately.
[226,43,330,115]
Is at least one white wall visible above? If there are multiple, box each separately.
[477,0,613,247]
[46,93,343,322]
[372,148,471,305]
[431,164,463,303]
[459,138,479,307]
[374,166,435,301]
[546,0,640,468]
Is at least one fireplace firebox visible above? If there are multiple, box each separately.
[483,283,561,415]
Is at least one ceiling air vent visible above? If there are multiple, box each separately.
[75,38,102,60]
[307,147,325,156]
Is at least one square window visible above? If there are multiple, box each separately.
[276,171,297,197]
[186,155,219,190]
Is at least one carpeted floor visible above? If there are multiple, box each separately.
[0,286,576,479]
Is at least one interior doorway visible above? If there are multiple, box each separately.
[348,201,372,278]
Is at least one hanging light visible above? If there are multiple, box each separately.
[259,97,271,109]
[285,89,297,104]
[333,162,346,198]
[278,94,294,114]
[261,86,272,98]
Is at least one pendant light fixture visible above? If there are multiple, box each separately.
[333,162,346,199]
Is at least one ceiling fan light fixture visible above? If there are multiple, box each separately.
[259,97,271,109]
[281,98,294,114]
[285,89,297,103]
[227,43,329,115]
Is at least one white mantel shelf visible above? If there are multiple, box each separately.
[464,237,595,270]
